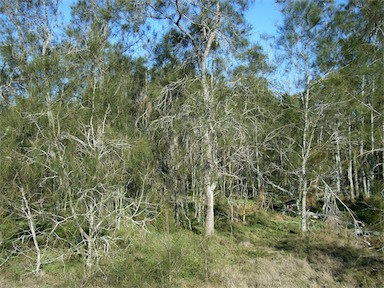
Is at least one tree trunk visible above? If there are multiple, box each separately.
[353,151,360,199]
[360,133,370,198]
[301,44,311,233]
[348,119,355,200]
[161,0,221,236]
[255,128,264,209]
[203,84,216,236]
[200,2,219,235]
[205,182,216,236]
[335,121,342,194]
[301,166,308,232]
[370,81,375,184]
[21,187,42,274]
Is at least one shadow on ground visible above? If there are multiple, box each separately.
[274,235,384,286]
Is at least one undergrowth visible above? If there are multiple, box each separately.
[0,211,383,288]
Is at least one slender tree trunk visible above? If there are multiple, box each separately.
[370,81,375,184]
[348,157,354,200]
[353,150,360,199]
[202,79,216,236]
[301,41,311,233]
[205,180,216,236]
[301,158,308,232]
[162,0,221,236]
[348,119,355,200]
[360,77,369,198]
[201,2,220,236]
[114,188,123,230]
[362,170,369,198]
[301,103,309,232]
[255,128,264,209]
[20,188,42,274]
[360,128,370,198]
[335,121,342,194]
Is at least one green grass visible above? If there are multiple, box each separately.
[1,210,383,287]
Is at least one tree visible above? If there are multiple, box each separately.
[277,0,337,232]
[337,0,384,199]
[317,0,384,201]
[0,0,62,107]
[147,0,251,236]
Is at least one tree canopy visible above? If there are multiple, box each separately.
[0,0,382,281]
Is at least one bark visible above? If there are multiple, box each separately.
[301,40,311,233]
[335,121,342,194]
[348,119,355,200]
[370,82,375,184]
[255,127,264,208]
[202,64,217,235]
[20,187,42,274]
[353,150,360,199]
[360,76,369,198]
[360,128,370,198]
[205,182,216,236]
[301,166,308,232]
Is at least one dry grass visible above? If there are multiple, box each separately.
[1,211,383,288]
[210,254,341,288]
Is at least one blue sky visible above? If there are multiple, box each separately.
[60,0,282,86]
[60,0,282,42]
[246,0,282,43]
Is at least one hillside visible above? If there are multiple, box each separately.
[0,1,383,287]
[1,210,382,288]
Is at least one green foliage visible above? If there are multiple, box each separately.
[104,230,206,287]
[0,0,383,284]
[348,195,384,231]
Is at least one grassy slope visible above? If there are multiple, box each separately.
[1,211,383,288]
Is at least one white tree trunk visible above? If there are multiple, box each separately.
[163,0,221,236]
[301,160,308,233]
[335,122,342,194]
[370,81,375,184]
[353,151,360,199]
[348,119,355,200]
[20,188,42,274]
[301,46,311,233]
[205,182,216,237]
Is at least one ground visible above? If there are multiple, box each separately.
[0,211,383,287]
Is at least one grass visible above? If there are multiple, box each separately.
[0,210,383,287]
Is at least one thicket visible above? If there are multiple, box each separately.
[0,0,383,284]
